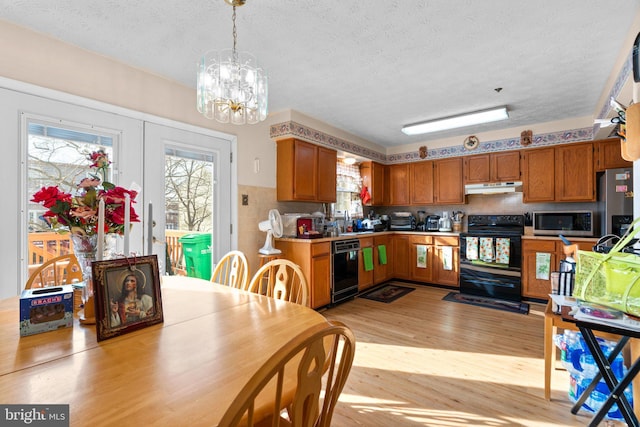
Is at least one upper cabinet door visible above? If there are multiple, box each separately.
[276,138,336,202]
[388,163,410,205]
[595,137,632,171]
[554,142,595,202]
[434,157,464,204]
[463,154,491,184]
[316,146,337,202]
[464,152,520,184]
[360,161,387,206]
[410,161,434,204]
[291,139,318,200]
[492,151,521,182]
[522,147,555,203]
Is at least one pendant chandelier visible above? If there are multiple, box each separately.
[197,0,268,125]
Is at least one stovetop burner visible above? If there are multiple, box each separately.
[466,214,524,235]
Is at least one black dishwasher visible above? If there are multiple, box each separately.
[332,239,360,304]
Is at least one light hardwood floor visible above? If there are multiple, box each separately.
[321,283,624,427]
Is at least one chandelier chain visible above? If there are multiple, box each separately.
[232,6,237,55]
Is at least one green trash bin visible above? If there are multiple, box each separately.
[178,233,212,279]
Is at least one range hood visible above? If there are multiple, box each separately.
[464,181,523,195]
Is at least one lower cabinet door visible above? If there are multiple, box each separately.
[434,245,459,287]
[411,244,433,282]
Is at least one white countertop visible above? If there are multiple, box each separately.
[276,230,460,243]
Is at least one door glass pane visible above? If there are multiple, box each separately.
[26,119,114,269]
[164,147,214,276]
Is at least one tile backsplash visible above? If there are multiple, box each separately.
[369,193,599,231]
[237,185,600,273]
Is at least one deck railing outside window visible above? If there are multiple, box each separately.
[28,230,189,277]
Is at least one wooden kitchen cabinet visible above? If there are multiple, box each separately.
[522,239,559,300]
[373,234,392,284]
[392,234,411,280]
[410,161,435,204]
[274,240,331,309]
[388,164,410,205]
[522,147,555,202]
[522,238,596,300]
[464,151,520,184]
[554,142,595,202]
[434,157,464,204]
[358,236,374,291]
[276,138,337,203]
[387,158,462,206]
[390,234,458,285]
[310,242,332,308]
[522,143,595,203]
[410,235,434,282]
[433,236,459,287]
[316,146,338,202]
[595,137,631,171]
[360,161,388,206]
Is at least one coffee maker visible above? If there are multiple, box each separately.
[426,215,440,231]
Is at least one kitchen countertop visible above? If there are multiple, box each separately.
[278,232,602,244]
[521,235,600,242]
[276,230,461,243]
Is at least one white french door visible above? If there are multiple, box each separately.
[1,83,234,298]
[3,87,142,298]
[143,122,233,276]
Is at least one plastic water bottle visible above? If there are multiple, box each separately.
[579,353,599,379]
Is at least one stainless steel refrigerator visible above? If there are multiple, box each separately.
[599,167,634,236]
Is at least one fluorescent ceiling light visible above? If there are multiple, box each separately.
[402,106,509,136]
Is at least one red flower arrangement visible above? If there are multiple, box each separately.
[31,150,139,236]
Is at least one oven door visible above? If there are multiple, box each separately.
[460,233,522,271]
[459,232,522,302]
[459,264,521,302]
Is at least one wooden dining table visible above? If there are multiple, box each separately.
[0,276,330,426]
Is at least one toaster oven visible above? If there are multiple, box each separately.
[389,214,415,231]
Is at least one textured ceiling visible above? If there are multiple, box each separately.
[0,0,638,148]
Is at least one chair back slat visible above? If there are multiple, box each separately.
[25,254,82,289]
[211,250,250,290]
[218,320,356,427]
[247,259,309,306]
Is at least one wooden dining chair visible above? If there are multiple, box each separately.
[247,259,309,306]
[218,320,356,427]
[211,250,250,290]
[25,254,83,289]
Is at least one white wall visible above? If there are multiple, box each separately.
[0,20,281,188]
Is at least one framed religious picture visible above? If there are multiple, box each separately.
[92,255,164,341]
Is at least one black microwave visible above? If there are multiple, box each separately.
[532,211,594,237]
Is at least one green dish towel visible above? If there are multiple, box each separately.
[378,245,387,265]
[362,247,374,271]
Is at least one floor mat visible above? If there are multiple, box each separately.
[442,292,529,314]
[360,283,415,303]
